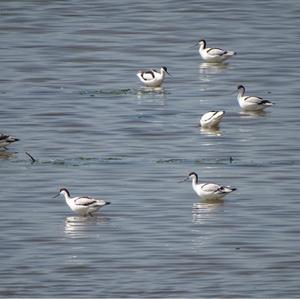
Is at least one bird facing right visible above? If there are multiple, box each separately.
[0,133,19,149]
[181,172,236,200]
[136,66,170,87]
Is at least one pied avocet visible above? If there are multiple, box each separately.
[200,110,225,129]
[181,172,236,200]
[198,39,236,63]
[136,66,170,87]
[54,188,110,216]
[237,85,273,111]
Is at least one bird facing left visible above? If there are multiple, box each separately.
[53,188,110,217]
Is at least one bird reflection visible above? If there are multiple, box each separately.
[191,200,224,251]
[192,200,224,224]
[199,62,229,75]
[64,215,109,237]
[136,87,167,105]
[199,126,223,136]
[0,150,15,160]
[239,110,267,118]
[137,86,167,95]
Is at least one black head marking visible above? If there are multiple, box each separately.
[142,71,155,79]
[59,188,70,197]
[199,39,206,48]
[188,172,198,182]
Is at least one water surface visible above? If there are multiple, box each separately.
[1,0,300,297]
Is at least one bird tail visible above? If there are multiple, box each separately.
[216,186,237,194]
[8,137,19,143]
[224,186,237,193]
[94,200,110,207]
[262,100,273,106]
[225,51,236,57]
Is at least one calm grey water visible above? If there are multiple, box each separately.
[1,0,300,297]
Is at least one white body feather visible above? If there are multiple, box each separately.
[237,85,273,111]
[60,189,110,216]
[200,111,225,128]
[137,67,168,87]
[199,40,236,63]
[189,172,236,200]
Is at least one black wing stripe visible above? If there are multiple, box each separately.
[207,48,225,55]
[258,100,271,105]
[141,71,155,80]
[81,200,97,206]
[206,111,219,121]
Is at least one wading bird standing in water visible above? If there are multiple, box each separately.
[54,188,110,216]
[237,85,273,111]
[180,172,236,200]
[137,66,171,87]
[198,39,236,63]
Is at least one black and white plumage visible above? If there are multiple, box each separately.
[237,85,273,111]
[183,172,236,200]
[136,66,170,87]
[0,133,19,149]
[200,110,225,129]
[54,188,110,216]
[198,39,236,63]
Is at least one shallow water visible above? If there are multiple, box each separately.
[1,0,300,297]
